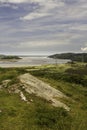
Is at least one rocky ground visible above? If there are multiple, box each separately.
[19,73,69,111]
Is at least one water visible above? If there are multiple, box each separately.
[0,56,70,67]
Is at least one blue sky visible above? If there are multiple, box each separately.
[0,0,87,55]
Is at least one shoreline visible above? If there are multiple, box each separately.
[0,56,69,68]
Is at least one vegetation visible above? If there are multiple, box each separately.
[0,55,21,60]
[29,63,87,130]
[49,53,87,62]
[0,55,5,59]
[0,63,87,130]
[0,67,27,85]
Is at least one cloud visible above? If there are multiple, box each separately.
[21,12,51,20]
[21,0,64,20]
[0,34,70,54]
[70,24,87,31]
[0,0,87,54]
[19,39,69,48]
[0,0,28,3]
[0,3,18,10]
[81,47,87,51]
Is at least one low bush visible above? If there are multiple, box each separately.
[35,106,72,130]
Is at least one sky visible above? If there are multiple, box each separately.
[0,0,87,55]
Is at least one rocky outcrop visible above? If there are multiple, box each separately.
[19,73,70,111]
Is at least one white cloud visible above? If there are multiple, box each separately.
[81,47,87,51]
[0,3,18,9]
[16,39,69,50]
[70,24,87,31]
[0,0,28,3]
[21,0,64,20]
[21,12,51,20]
[0,0,87,54]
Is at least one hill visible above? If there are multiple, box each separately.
[49,53,87,62]
[0,55,21,60]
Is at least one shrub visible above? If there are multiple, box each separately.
[35,106,72,130]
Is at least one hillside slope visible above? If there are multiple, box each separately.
[0,64,87,130]
[49,53,87,62]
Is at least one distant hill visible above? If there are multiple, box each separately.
[0,55,5,58]
[49,53,87,62]
[0,55,21,60]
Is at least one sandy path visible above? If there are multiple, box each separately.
[19,73,69,111]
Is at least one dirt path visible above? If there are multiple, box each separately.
[19,73,70,111]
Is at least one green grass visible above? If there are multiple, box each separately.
[0,67,27,85]
[0,89,71,130]
[28,63,87,130]
[0,63,87,130]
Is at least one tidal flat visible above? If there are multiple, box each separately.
[0,56,69,68]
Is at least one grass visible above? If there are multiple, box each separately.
[0,89,71,130]
[0,67,27,85]
[0,63,87,130]
[28,63,87,130]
